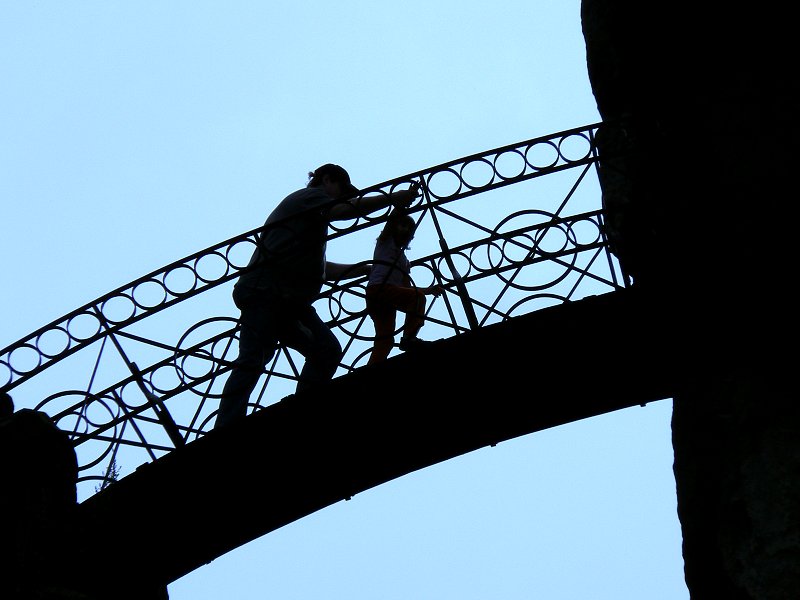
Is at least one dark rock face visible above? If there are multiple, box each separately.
[0,409,79,599]
[581,1,800,598]
[0,408,169,600]
[672,376,800,600]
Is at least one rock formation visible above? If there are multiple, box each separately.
[581,2,800,597]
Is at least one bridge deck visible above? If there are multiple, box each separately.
[73,287,676,591]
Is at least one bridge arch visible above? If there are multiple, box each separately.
[2,122,632,500]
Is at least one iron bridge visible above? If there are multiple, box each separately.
[0,121,632,500]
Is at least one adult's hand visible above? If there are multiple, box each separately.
[393,180,421,208]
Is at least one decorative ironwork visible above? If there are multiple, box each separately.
[0,121,631,499]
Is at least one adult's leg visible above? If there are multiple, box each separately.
[215,300,280,429]
[280,304,343,393]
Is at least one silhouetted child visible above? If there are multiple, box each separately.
[366,210,442,364]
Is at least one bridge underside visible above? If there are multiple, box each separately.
[65,287,677,593]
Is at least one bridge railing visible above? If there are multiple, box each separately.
[0,121,630,499]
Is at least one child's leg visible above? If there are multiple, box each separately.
[400,290,426,339]
[376,286,426,339]
[366,287,398,364]
[368,308,396,364]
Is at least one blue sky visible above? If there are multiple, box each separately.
[1,2,689,598]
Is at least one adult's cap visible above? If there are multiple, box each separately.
[313,163,359,197]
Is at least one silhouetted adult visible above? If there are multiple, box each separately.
[215,164,420,429]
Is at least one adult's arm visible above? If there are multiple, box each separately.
[325,261,370,281]
[327,182,420,221]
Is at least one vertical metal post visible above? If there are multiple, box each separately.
[129,361,185,449]
[438,238,479,331]
[97,310,185,448]
[418,178,480,331]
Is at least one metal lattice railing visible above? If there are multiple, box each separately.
[0,121,631,499]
